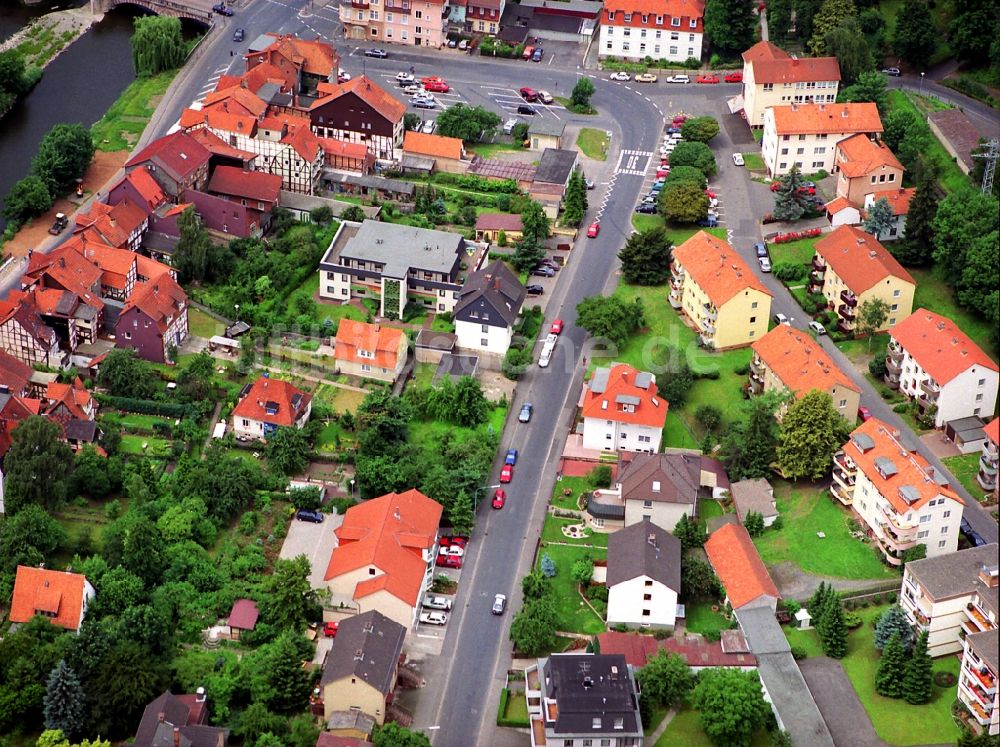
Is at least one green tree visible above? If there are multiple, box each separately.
[72,446,111,499]
[435,103,501,142]
[892,0,937,66]
[666,165,709,189]
[744,511,765,537]
[816,596,848,658]
[521,569,551,600]
[673,513,707,550]
[236,703,287,745]
[520,199,551,245]
[511,122,529,142]
[824,20,876,86]
[173,206,214,284]
[691,668,771,747]
[509,597,559,655]
[356,388,413,457]
[540,553,557,578]
[340,204,366,222]
[372,723,432,747]
[31,123,94,196]
[511,238,546,273]
[767,0,793,42]
[570,556,594,585]
[266,426,310,475]
[0,49,32,97]
[450,375,490,427]
[3,416,74,514]
[259,556,317,631]
[949,0,995,65]
[855,297,890,346]
[840,71,888,116]
[862,197,895,238]
[448,490,475,537]
[43,661,85,740]
[2,175,52,224]
[721,394,782,480]
[562,170,587,227]
[903,630,933,704]
[809,0,857,54]
[777,390,851,480]
[681,557,721,600]
[881,109,929,172]
[703,0,756,58]
[795,0,824,41]
[90,641,167,737]
[251,632,313,713]
[570,77,596,110]
[119,513,165,586]
[875,631,907,698]
[667,141,717,177]
[874,605,915,651]
[773,190,805,222]
[637,650,696,707]
[0,504,66,573]
[130,16,186,77]
[893,173,937,266]
[659,180,710,223]
[309,205,333,225]
[575,295,645,347]
[618,227,672,285]
[97,348,156,399]
[680,116,721,143]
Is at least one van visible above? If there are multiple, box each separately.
[522,45,535,60]
[538,333,558,368]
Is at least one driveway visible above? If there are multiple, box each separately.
[279,512,343,589]
[798,657,887,747]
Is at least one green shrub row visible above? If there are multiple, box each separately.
[434,172,520,194]
[496,687,530,728]
[95,393,196,419]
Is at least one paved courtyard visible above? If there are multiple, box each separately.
[798,657,887,747]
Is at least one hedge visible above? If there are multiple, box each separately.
[434,172,520,194]
[496,687,530,728]
[95,394,196,419]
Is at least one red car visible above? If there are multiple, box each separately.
[586,222,600,238]
[492,489,506,509]
[858,406,872,422]
[551,319,564,335]
[436,554,462,569]
[424,80,450,93]
[421,75,445,85]
[656,168,670,178]
[519,86,538,101]
[500,464,513,483]
[705,189,717,199]
[696,74,720,84]
[323,621,339,637]
[671,115,687,125]
[724,71,743,83]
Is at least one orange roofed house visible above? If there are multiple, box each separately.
[704,523,780,610]
[308,77,406,163]
[599,0,706,64]
[333,319,408,383]
[738,40,841,128]
[762,102,883,178]
[670,231,772,349]
[580,363,667,453]
[9,565,96,632]
[749,324,861,423]
[832,417,964,565]
[231,375,312,441]
[832,134,904,207]
[244,32,339,99]
[115,274,189,364]
[863,187,917,242]
[809,225,915,334]
[402,131,467,174]
[124,131,211,201]
[324,489,443,628]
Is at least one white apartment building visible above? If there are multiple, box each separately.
[738,41,840,128]
[761,102,883,177]
[959,625,999,736]
[452,260,525,357]
[580,363,667,453]
[600,0,705,63]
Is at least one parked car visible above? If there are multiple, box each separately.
[232,28,245,42]
[882,67,901,76]
[666,74,691,84]
[609,71,631,81]
[665,126,682,135]
[635,73,658,83]
[323,621,339,637]
[396,72,415,84]
[492,594,507,615]
[705,189,717,199]
[656,168,670,178]
[421,75,445,85]
[424,80,450,92]
[435,554,462,569]
[759,256,772,272]
[774,313,790,326]
[550,319,564,335]
[857,406,872,421]
[586,222,600,238]
[505,448,519,465]
[724,71,743,83]
[519,403,534,422]
[522,45,535,60]
[492,489,506,509]
[421,119,436,134]
[337,70,351,83]
[420,611,448,625]
[295,509,324,523]
[439,544,464,557]
[809,320,827,335]
[696,74,720,84]
[516,104,536,115]
[532,266,556,277]
[636,203,658,214]
[519,86,538,101]
[413,99,437,109]
[365,48,389,58]
[537,90,554,104]
[503,117,521,135]
[696,214,718,227]
[212,2,233,15]
[500,464,513,483]
[732,153,745,166]
[525,284,544,296]
[441,536,467,549]
[753,242,769,258]
[48,213,68,235]
[423,595,453,610]
[531,48,544,62]
[585,178,595,189]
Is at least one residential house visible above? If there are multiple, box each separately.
[884,309,999,427]
[244,32,340,98]
[124,131,211,200]
[0,350,33,396]
[899,543,997,656]
[748,324,861,421]
[453,259,526,356]
[227,599,259,640]
[465,0,505,34]
[927,108,983,175]
[761,102,883,178]
[73,199,149,252]
[115,275,190,364]
[730,478,778,527]
[528,119,566,151]
[824,197,863,229]
[318,220,487,317]
[333,319,409,383]
[863,187,915,241]
[619,452,698,529]
[319,137,375,174]
[670,231,773,349]
[319,610,406,723]
[529,148,579,218]
[474,213,523,243]
[959,626,999,736]
[978,418,999,495]
[402,131,466,174]
[597,629,757,671]
[833,134,904,206]
[580,363,667,452]
[107,165,169,217]
[231,375,312,441]
[524,653,643,747]
[206,165,283,236]
[323,714,376,743]
[0,296,64,368]
[9,565,95,632]
[343,0,448,49]
[323,489,442,628]
[132,690,229,747]
[599,0,706,63]
[44,378,95,424]
[704,523,780,610]
[834,417,964,566]
[808,225,915,334]
[20,244,105,345]
[607,521,682,631]
[309,77,406,162]
[738,41,840,128]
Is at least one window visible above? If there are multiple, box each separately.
[606,433,613,440]
[623,28,631,36]
[751,301,759,309]
[797,147,805,155]
[889,173,895,181]
[608,11,615,19]
[656,14,663,23]
[640,42,646,52]
[670,31,679,40]
[606,40,613,49]
[943,510,951,518]
[654,44,660,53]
[938,540,947,548]
[643,593,652,600]
[415,8,421,16]
[893,289,901,297]
[624,42,631,51]
[978,378,986,386]
[891,304,898,311]
[976,393,984,402]
[689,33,695,41]
[481,324,489,332]
[480,338,488,346]
[838,399,847,407]
[655,29,661,38]
[624,12,632,21]
[641,14,648,22]
[919,514,931,523]
[606,26,613,35]
[642,609,651,616]
[812,161,824,168]
[917,530,929,539]
[644,579,653,587]
[643,500,653,508]
[368,568,376,575]
[814,146,826,154]
[669,45,677,54]
[671,16,680,26]
[781,148,789,155]
[688,47,694,55]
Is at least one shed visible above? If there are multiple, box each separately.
[731,478,779,527]
[945,416,988,454]
[414,329,457,365]
[228,599,259,639]
[927,109,983,175]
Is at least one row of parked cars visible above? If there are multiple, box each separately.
[608,71,743,84]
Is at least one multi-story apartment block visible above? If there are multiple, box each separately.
[465,0,504,35]
[670,231,772,349]
[748,324,861,422]
[600,0,705,64]
[960,627,999,736]
[979,418,999,496]
[762,102,883,177]
[898,543,997,657]
[884,309,999,427]
[808,225,915,334]
[834,417,964,567]
[580,363,667,453]
[318,220,487,318]
[738,41,840,128]
[342,0,449,48]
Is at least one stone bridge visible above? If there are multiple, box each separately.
[92,0,216,23]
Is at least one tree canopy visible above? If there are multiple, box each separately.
[892,0,937,65]
[130,15,186,77]
[435,103,502,142]
[575,295,645,347]
[3,416,75,515]
[659,180,710,223]
[704,0,756,58]
[776,390,851,480]
[691,668,771,747]
[680,116,721,143]
[30,124,94,197]
[618,227,672,285]
[666,141,717,177]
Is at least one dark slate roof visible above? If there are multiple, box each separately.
[618,452,700,506]
[133,692,229,747]
[533,148,578,185]
[542,654,642,736]
[320,610,405,693]
[414,329,456,351]
[585,495,625,520]
[607,521,681,591]
[968,628,999,674]
[64,419,97,443]
[906,544,999,600]
[453,259,526,328]
[927,109,983,171]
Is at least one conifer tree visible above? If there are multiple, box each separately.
[875,632,907,698]
[903,630,933,704]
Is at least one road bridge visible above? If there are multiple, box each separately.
[91,0,216,24]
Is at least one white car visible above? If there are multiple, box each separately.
[439,545,465,557]
[732,153,745,167]
[537,90,554,104]
[422,595,453,611]
[420,611,448,626]
[666,74,691,84]
[492,594,507,615]
[421,119,436,134]
[610,71,631,81]
[403,83,424,94]
[395,71,415,84]
[774,313,791,326]
[338,69,351,82]
[503,117,520,135]
[758,256,772,272]
[809,321,828,335]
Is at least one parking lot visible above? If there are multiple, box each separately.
[279,511,343,588]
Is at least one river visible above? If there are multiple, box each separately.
[0,4,142,231]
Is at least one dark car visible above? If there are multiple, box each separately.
[531,266,555,278]
[531,48,544,62]
[365,48,389,58]
[505,448,519,465]
[753,242,769,259]
[212,2,234,15]
[48,213,68,235]
[295,509,324,523]
[696,215,718,227]
[518,403,534,423]
[526,284,544,295]
[635,203,658,214]
[232,28,245,42]
[516,104,536,116]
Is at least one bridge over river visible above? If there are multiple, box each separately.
[90,0,216,23]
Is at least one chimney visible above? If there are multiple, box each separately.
[158,711,166,723]
[173,727,181,747]
[394,507,401,521]
[109,216,117,228]
[980,564,999,588]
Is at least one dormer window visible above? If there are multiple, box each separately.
[671,17,680,26]
[608,10,615,19]
[641,14,648,23]
[623,13,632,22]
[689,18,697,27]
[656,14,663,23]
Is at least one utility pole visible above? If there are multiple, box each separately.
[972,139,999,195]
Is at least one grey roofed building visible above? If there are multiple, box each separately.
[905,544,999,601]
[967,627,999,675]
[617,452,701,506]
[529,119,567,138]
[927,109,983,173]
[731,478,778,524]
[533,148,578,187]
[325,709,377,735]
[538,653,643,738]
[64,419,97,444]
[132,691,229,747]
[320,610,406,695]
[320,220,466,280]
[607,521,681,591]
[453,259,526,329]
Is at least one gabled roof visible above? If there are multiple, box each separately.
[836,134,904,178]
[188,128,258,162]
[312,76,406,123]
[281,123,322,161]
[403,131,465,161]
[0,350,33,395]
[74,238,136,288]
[334,319,406,369]
[742,40,789,64]
[228,599,259,630]
[868,187,915,216]
[672,231,772,307]
[814,225,914,294]
[927,109,983,171]
[731,478,778,521]
[133,691,228,747]
[203,84,268,116]
[581,363,668,428]
[474,213,524,232]
[125,131,211,183]
[45,378,92,421]
[204,108,259,137]
[122,274,188,334]
[231,376,311,427]
[704,523,779,609]
[771,102,883,136]
[111,166,168,212]
[318,137,370,160]
[9,565,91,630]
[752,324,859,398]
[904,543,998,601]
[208,166,282,204]
[255,33,338,77]
[453,259,526,328]
[607,521,681,591]
[617,451,700,505]
[320,610,406,693]
[0,296,59,349]
[325,489,442,607]
[602,0,704,16]
[824,196,855,216]
[752,56,840,84]
[889,308,998,385]
[985,417,1000,447]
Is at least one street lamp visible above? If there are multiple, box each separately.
[350,479,355,501]
[234,303,240,321]
[919,72,925,96]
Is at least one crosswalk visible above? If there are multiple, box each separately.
[193,63,235,105]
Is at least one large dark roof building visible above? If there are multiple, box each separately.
[321,610,406,695]
[132,691,229,747]
[453,259,526,330]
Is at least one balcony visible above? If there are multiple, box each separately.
[837,319,855,334]
[809,269,825,284]
[671,263,685,280]
[873,536,904,566]
[830,482,854,506]
[968,663,999,694]
[840,289,858,307]
[962,694,993,726]
[965,602,996,634]
[880,525,918,553]
[880,504,917,534]
[808,278,824,294]
[750,356,765,375]
[917,393,938,409]
[699,333,716,348]
[887,340,904,360]
[885,355,902,375]
[979,468,999,491]
[838,303,856,320]
[747,374,764,396]
[668,288,682,309]
[833,466,856,487]
[984,440,1000,461]
[812,256,827,272]
[919,378,940,396]
[700,319,716,335]
[702,302,718,320]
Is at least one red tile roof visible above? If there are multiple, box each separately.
[231,376,311,427]
[869,187,915,216]
[814,225,914,294]
[239,61,287,94]
[10,566,92,631]
[281,123,322,162]
[742,40,789,63]
[125,131,211,183]
[23,245,104,311]
[189,128,258,163]
[74,201,146,250]
[114,166,167,212]
[985,417,999,447]
[597,631,758,669]
[889,308,998,385]
[334,319,406,370]
[752,325,859,399]
[672,231,772,307]
[325,489,442,607]
[403,131,465,161]
[752,56,840,84]
[208,166,282,204]
[318,137,370,160]
[581,363,668,428]
[228,599,259,630]
[704,523,779,609]
[824,196,855,215]
[0,349,33,395]
[204,108,259,137]
[603,0,704,21]
[257,33,339,77]
[771,102,883,136]
[45,378,93,421]
[313,76,406,124]
[122,274,188,334]
[203,84,268,117]
[836,134,903,178]
[475,213,524,232]
[595,632,659,667]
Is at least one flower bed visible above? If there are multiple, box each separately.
[772,227,822,244]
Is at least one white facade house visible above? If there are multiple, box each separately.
[959,627,999,736]
[452,260,525,356]
[599,0,705,63]
[231,376,312,441]
[738,41,841,128]
[606,521,681,631]
[884,309,999,427]
[580,364,667,453]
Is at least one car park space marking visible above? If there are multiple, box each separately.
[614,149,652,177]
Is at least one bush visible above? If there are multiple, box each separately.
[588,464,613,489]
[893,403,910,413]
[933,671,956,687]
[844,611,864,629]
[95,394,196,419]
[803,292,829,315]
[868,356,888,378]
[773,262,807,281]
[734,362,750,375]
[790,646,808,660]
[695,404,723,432]
[886,592,896,603]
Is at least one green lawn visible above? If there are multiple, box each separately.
[697,497,724,526]
[910,267,999,361]
[551,475,592,511]
[769,236,820,267]
[753,481,897,583]
[411,362,437,390]
[119,434,172,458]
[430,315,455,333]
[536,543,607,634]
[742,152,766,171]
[313,383,367,414]
[655,706,771,747]
[662,414,699,449]
[684,601,730,639]
[91,70,178,152]
[468,142,525,158]
[541,514,609,547]
[502,689,530,723]
[103,412,173,432]
[887,91,969,194]
[577,128,610,160]
[836,333,891,365]
[632,213,664,232]
[297,275,367,326]
[943,453,990,502]
[644,705,669,736]
[188,308,224,339]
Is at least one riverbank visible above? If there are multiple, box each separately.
[0,6,100,70]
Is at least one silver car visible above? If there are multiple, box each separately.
[420,611,448,625]
[422,595,453,611]
[492,594,507,615]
